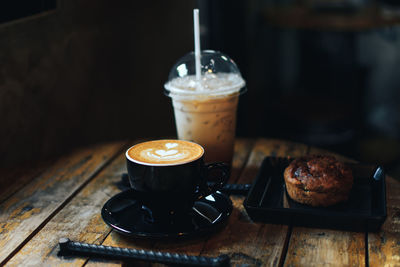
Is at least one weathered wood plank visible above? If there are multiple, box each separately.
[200,139,308,267]
[5,150,129,266]
[0,161,51,204]
[284,146,365,267]
[285,228,365,267]
[305,146,356,163]
[85,138,255,267]
[0,141,126,266]
[230,138,256,183]
[5,139,151,266]
[368,176,400,267]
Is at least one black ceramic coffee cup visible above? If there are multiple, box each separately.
[125,140,229,223]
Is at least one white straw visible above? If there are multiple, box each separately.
[193,9,201,81]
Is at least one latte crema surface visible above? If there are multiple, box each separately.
[127,140,204,165]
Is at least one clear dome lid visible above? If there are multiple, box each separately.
[164,50,246,99]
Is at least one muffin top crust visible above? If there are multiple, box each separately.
[284,155,353,193]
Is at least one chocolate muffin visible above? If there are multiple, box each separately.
[283,155,353,207]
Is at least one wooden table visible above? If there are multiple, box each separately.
[1,138,399,266]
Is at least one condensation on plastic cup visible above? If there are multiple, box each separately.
[164,50,246,99]
[164,50,246,166]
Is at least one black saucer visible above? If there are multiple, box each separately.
[101,189,232,239]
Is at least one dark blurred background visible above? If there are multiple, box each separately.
[1,0,399,179]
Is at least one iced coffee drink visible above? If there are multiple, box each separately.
[164,51,246,165]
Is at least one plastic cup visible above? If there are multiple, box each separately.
[164,50,246,166]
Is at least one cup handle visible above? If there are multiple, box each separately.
[197,162,230,200]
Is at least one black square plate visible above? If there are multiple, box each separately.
[243,157,387,232]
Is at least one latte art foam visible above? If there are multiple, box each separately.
[127,140,204,166]
[142,148,188,161]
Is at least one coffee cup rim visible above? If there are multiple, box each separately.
[126,139,205,167]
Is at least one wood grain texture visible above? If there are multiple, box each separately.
[200,139,308,267]
[85,139,255,267]
[230,138,256,183]
[368,176,400,267]
[0,141,126,266]
[284,146,365,267]
[285,228,365,267]
[4,150,131,266]
[0,161,51,204]
[4,138,400,267]
[305,146,356,163]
